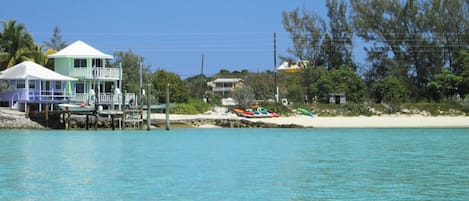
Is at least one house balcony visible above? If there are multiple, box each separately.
[212,87,235,92]
[74,92,136,105]
[70,67,120,80]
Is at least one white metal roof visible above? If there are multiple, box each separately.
[48,40,113,59]
[0,61,77,81]
[213,78,243,83]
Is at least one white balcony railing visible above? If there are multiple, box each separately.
[70,67,120,80]
[75,93,136,105]
[212,87,235,92]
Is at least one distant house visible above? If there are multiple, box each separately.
[277,60,308,73]
[48,40,132,108]
[0,61,77,110]
[209,78,243,97]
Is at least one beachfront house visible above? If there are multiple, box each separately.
[210,78,243,97]
[0,61,77,111]
[48,40,131,109]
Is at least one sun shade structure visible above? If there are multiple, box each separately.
[0,61,77,81]
[48,40,113,59]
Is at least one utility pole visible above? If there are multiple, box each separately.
[139,61,143,130]
[274,32,279,102]
[200,52,204,99]
[146,83,151,131]
[165,84,170,131]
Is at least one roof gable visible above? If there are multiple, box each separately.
[213,78,243,83]
[0,61,77,81]
[48,40,113,59]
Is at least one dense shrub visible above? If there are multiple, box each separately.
[401,102,463,116]
[172,98,211,114]
[309,103,373,116]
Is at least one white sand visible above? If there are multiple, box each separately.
[150,113,469,128]
[257,115,469,128]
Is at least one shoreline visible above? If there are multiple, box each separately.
[1,107,469,129]
[150,113,469,128]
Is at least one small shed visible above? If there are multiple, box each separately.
[329,93,346,104]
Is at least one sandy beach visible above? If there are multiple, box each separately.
[150,113,469,128]
[1,106,468,129]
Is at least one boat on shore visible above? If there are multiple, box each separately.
[297,108,314,117]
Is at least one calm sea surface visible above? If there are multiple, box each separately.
[0,128,468,200]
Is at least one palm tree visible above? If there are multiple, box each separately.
[0,19,37,70]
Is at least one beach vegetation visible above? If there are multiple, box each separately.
[307,66,366,103]
[308,103,373,116]
[400,102,464,116]
[2,2,468,117]
[111,50,151,94]
[372,76,408,104]
[172,98,210,114]
[427,70,462,101]
[152,69,189,103]
[233,85,255,107]
[184,74,208,100]
[282,0,468,105]
[243,71,275,101]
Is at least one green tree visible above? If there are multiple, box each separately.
[0,19,36,70]
[111,50,151,94]
[283,0,355,69]
[373,76,408,103]
[276,71,304,104]
[43,25,67,51]
[152,70,189,103]
[302,65,327,102]
[212,69,249,79]
[233,85,255,107]
[455,49,469,96]
[350,0,468,101]
[323,0,355,70]
[310,67,366,103]
[282,7,327,66]
[425,0,468,74]
[184,74,208,99]
[427,70,462,101]
[243,72,275,101]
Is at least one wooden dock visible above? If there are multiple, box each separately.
[59,104,143,130]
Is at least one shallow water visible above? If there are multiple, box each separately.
[1,128,468,200]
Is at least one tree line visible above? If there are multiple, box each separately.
[1,0,468,106]
[282,0,468,103]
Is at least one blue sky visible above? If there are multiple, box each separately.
[1,0,358,77]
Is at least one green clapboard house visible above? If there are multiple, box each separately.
[48,40,130,109]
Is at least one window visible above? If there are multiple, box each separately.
[55,81,62,90]
[74,59,87,68]
[76,83,85,93]
[92,58,103,67]
[29,80,35,89]
[16,80,25,89]
[42,81,50,90]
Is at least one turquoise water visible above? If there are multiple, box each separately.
[0,128,469,200]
